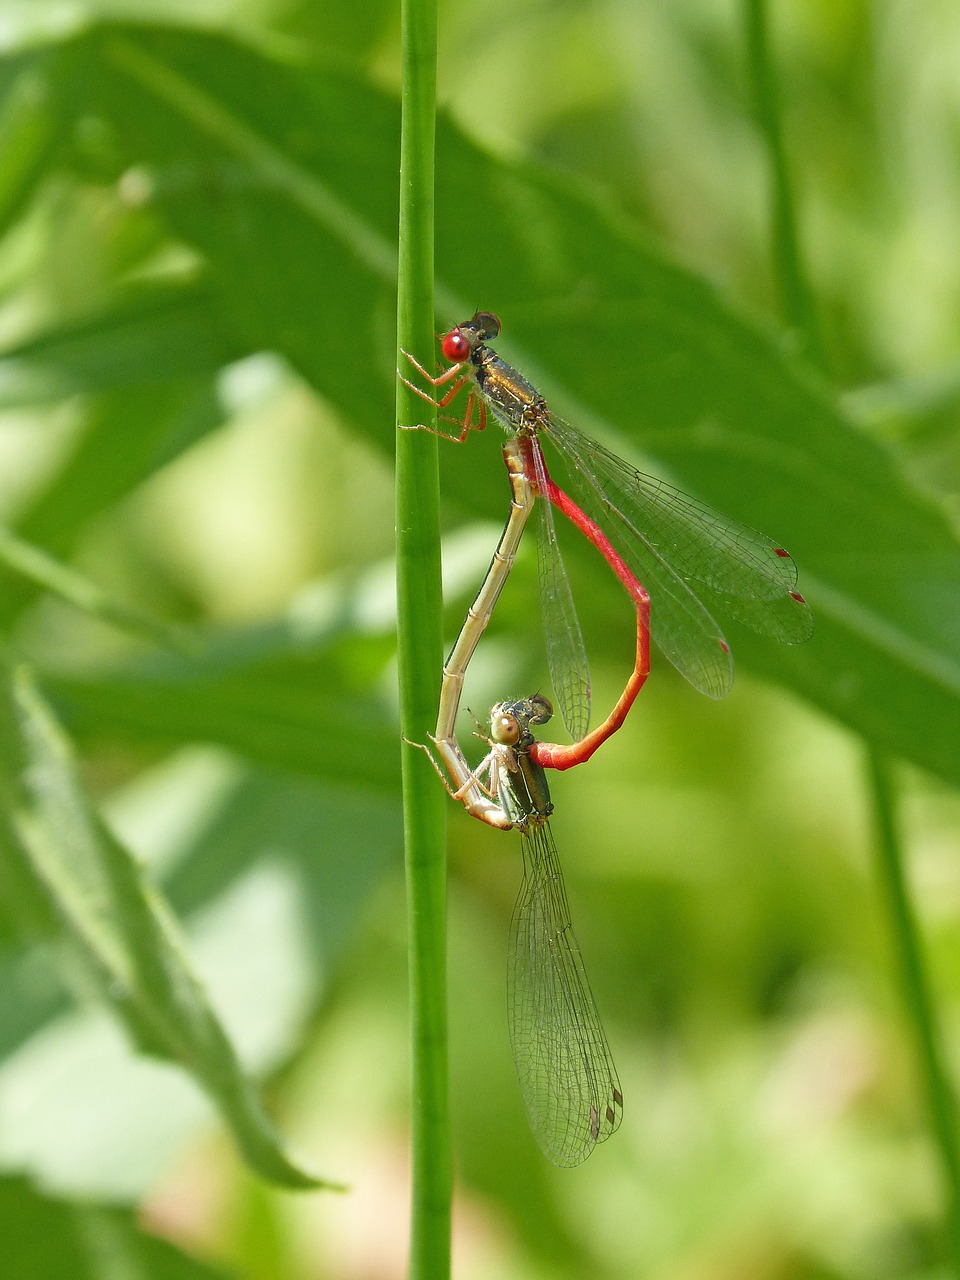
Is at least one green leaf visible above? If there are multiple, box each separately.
[18,378,223,549]
[52,655,400,787]
[9,22,960,783]
[0,659,339,1190]
[0,1174,231,1278]
[118,755,401,966]
[0,378,225,629]
[0,523,186,648]
[40,557,403,786]
[0,285,244,408]
[0,62,60,237]
[83,26,400,427]
[0,748,398,1197]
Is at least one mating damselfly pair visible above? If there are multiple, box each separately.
[401,311,812,1166]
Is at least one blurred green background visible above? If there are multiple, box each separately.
[1,0,960,1277]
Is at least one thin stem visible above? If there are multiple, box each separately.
[867,750,960,1267]
[746,9,960,1266]
[395,0,450,1274]
[743,0,828,373]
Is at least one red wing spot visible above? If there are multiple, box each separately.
[774,547,790,558]
[719,639,731,654]
[790,591,806,604]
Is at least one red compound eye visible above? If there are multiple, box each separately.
[441,330,471,363]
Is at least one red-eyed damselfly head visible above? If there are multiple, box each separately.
[440,311,502,363]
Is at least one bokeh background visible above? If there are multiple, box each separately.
[2,1,960,1277]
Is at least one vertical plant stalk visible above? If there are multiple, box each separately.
[395,0,450,1274]
[744,0,828,372]
[745,3,960,1264]
[868,751,960,1263]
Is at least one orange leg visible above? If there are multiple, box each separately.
[398,350,486,442]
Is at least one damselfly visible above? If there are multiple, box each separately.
[429,436,650,796]
[402,311,813,763]
[414,693,622,1165]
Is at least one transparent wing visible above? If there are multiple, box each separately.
[529,438,591,739]
[508,821,622,1167]
[543,414,813,698]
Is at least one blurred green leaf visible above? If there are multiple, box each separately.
[0,1175,231,1278]
[0,11,947,1274]
[0,748,398,1199]
[43,558,402,787]
[0,379,225,627]
[0,946,67,1058]
[0,523,186,647]
[0,659,338,1190]
[0,62,60,237]
[0,285,244,408]
[125,758,401,969]
[51,655,399,788]
[19,380,223,547]
[5,20,948,785]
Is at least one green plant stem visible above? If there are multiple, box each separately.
[395,0,450,1275]
[746,7,960,1266]
[744,0,828,373]
[867,750,960,1267]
